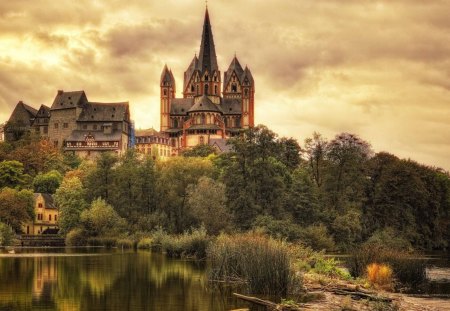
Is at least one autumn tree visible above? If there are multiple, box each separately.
[0,188,33,232]
[33,170,63,194]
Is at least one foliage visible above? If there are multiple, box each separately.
[182,144,217,157]
[252,215,302,241]
[117,238,134,249]
[0,188,33,232]
[366,263,393,287]
[160,227,210,259]
[366,228,412,252]
[84,152,118,202]
[0,160,28,188]
[313,257,351,280]
[80,198,127,237]
[298,224,335,251]
[208,232,299,295]
[137,237,153,249]
[54,176,87,235]
[348,244,426,287]
[186,176,231,235]
[0,222,15,247]
[65,228,87,246]
[32,170,63,194]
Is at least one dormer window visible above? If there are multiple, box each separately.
[231,83,237,92]
[191,85,195,92]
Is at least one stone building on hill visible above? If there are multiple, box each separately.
[160,8,255,153]
[135,128,172,159]
[4,90,131,158]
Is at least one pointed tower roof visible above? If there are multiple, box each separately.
[198,7,218,73]
[242,66,254,85]
[184,54,199,91]
[160,64,175,86]
[224,56,244,87]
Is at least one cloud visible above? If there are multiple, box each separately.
[0,0,449,170]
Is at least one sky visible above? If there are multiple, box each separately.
[0,0,449,170]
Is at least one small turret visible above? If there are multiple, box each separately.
[160,65,176,131]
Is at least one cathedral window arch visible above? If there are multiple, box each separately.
[231,83,237,92]
[205,75,209,81]
[244,88,248,97]
[201,114,206,125]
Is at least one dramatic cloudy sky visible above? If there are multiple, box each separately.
[1,0,449,169]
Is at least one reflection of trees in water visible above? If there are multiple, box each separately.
[0,251,241,311]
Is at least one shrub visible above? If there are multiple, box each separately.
[150,226,168,251]
[367,263,393,287]
[252,215,302,241]
[0,222,15,247]
[161,227,210,259]
[117,238,134,249]
[348,244,426,287]
[137,237,153,249]
[65,228,87,246]
[207,232,300,296]
[313,257,351,280]
[86,237,117,248]
[298,224,335,251]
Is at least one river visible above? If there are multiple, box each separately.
[0,248,449,310]
[0,248,244,311]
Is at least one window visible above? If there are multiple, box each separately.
[53,140,58,148]
[38,203,43,208]
[231,83,237,92]
[55,215,58,221]
[200,136,204,144]
[191,85,195,92]
[214,85,218,95]
[163,89,167,96]
[204,84,209,95]
[196,85,200,95]
[244,88,249,97]
[93,125,98,130]
[54,123,59,129]
[83,125,87,130]
[44,126,48,134]
[63,123,68,128]
[49,215,52,221]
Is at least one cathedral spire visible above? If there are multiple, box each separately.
[198,6,218,73]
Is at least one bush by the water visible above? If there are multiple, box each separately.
[117,238,134,249]
[137,237,152,249]
[348,244,426,287]
[158,227,210,259]
[65,228,87,246]
[207,233,299,296]
[367,263,393,287]
[0,222,15,247]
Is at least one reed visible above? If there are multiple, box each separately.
[159,227,210,259]
[207,232,299,296]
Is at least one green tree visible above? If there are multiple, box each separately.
[32,170,63,194]
[0,222,15,246]
[304,132,328,187]
[54,177,87,235]
[157,157,215,232]
[182,144,217,157]
[186,176,231,235]
[0,188,33,232]
[84,152,118,203]
[0,160,28,188]
[80,198,127,237]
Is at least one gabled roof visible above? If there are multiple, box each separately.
[170,98,194,115]
[188,95,221,113]
[36,105,51,118]
[184,55,199,91]
[220,98,242,115]
[7,101,37,125]
[77,102,129,122]
[135,128,162,137]
[224,56,244,87]
[34,193,56,209]
[198,7,218,74]
[242,66,254,85]
[209,138,233,153]
[51,90,88,110]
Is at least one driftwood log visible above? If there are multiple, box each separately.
[232,293,306,311]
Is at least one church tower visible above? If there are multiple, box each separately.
[183,8,221,104]
[160,65,175,132]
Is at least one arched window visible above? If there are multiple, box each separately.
[191,84,195,92]
[173,119,178,128]
[205,84,209,95]
[231,83,237,92]
[196,85,200,95]
[201,114,206,124]
[214,85,218,95]
[244,88,249,96]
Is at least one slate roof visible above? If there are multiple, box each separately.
[135,128,163,137]
[36,105,51,118]
[78,102,129,122]
[34,193,56,209]
[188,124,221,130]
[198,8,218,73]
[170,98,194,115]
[242,66,254,85]
[184,55,199,91]
[51,90,88,110]
[161,65,175,86]
[7,101,38,126]
[65,129,122,142]
[224,56,244,87]
[188,95,221,113]
[209,138,233,153]
[220,98,242,115]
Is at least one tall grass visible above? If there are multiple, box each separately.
[348,244,426,287]
[156,227,210,259]
[207,233,299,296]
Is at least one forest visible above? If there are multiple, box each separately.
[0,125,449,251]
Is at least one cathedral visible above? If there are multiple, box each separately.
[160,7,255,153]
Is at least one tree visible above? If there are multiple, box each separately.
[0,160,28,188]
[0,222,15,246]
[304,132,328,187]
[0,188,33,232]
[157,157,215,232]
[32,170,63,194]
[182,144,217,157]
[186,177,231,235]
[84,152,118,203]
[277,137,302,170]
[80,198,127,237]
[54,177,87,235]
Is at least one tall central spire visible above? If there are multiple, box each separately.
[198,7,218,73]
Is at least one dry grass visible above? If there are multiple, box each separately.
[367,263,393,287]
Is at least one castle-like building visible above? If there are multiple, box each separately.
[160,8,255,152]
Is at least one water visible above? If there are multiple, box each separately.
[0,248,246,311]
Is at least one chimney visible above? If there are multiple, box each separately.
[57,90,64,95]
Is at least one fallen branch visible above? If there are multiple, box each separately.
[332,289,392,302]
[232,293,307,311]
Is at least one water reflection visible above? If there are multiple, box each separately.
[0,249,243,311]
